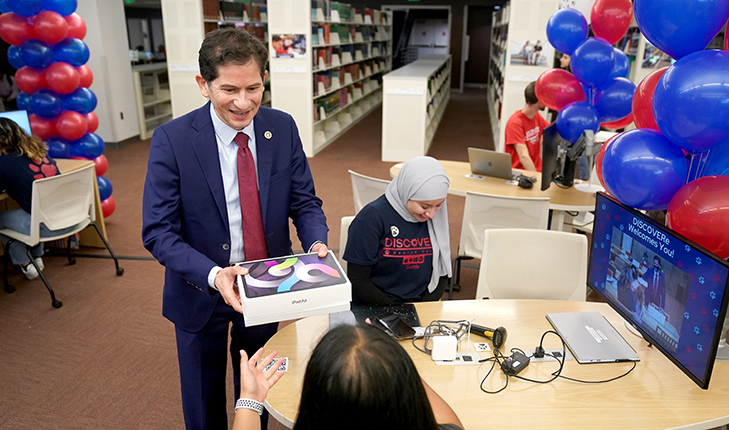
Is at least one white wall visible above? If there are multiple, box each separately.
[77,0,140,143]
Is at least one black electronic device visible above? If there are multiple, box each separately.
[588,192,729,389]
[375,312,417,340]
[501,351,530,375]
[516,175,534,189]
[540,123,591,191]
[469,324,507,349]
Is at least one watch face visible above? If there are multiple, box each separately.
[238,252,346,298]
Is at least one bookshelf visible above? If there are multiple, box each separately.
[132,63,172,140]
[381,54,451,162]
[267,0,392,157]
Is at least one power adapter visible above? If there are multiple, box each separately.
[500,351,530,375]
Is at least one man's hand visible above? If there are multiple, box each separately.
[214,265,248,313]
[311,242,329,258]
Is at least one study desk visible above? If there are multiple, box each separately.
[263,300,729,430]
[390,160,597,231]
[0,159,107,248]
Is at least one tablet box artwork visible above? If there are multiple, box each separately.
[236,251,351,326]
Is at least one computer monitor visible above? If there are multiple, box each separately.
[0,110,32,135]
[588,192,729,389]
[540,123,578,191]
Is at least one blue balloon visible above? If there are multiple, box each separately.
[602,129,688,211]
[609,48,630,79]
[593,78,636,123]
[0,0,10,13]
[70,132,104,159]
[19,40,54,70]
[571,38,615,88]
[63,87,97,114]
[546,8,588,56]
[7,45,24,70]
[96,176,113,200]
[42,0,77,16]
[635,0,729,60]
[53,38,90,67]
[46,137,72,158]
[6,0,41,16]
[654,50,729,154]
[29,89,62,119]
[556,101,600,143]
[16,91,30,111]
[698,142,729,178]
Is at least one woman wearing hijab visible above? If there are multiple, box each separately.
[343,156,452,305]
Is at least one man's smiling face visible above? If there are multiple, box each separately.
[196,61,266,130]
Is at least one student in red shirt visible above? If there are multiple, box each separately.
[504,81,549,172]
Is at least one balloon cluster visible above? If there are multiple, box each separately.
[538,0,636,145]
[0,0,115,217]
[595,0,729,258]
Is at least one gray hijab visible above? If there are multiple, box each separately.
[385,156,452,293]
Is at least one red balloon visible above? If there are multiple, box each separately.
[15,66,46,94]
[93,154,108,176]
[55,110,88,140]
[64,13,87,40]
[33,11,68,44]
[591,0,634,45]
[632,66,668,130]
[0,13,35,46]
[29,114,57,140]
[76,65,93,88]
[595,133,619,190]
[725,25,729,51]
[535,69,586,111]
[101,196,116,218]
[85,111,99,133]
[45,62,80,94]
[667,176,729,259]
[601,112,633,130]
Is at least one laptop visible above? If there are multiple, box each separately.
[467,147,516,180]
[546,312,640,364]
[0,110,32,134]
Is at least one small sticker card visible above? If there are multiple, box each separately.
[263,357,288,373]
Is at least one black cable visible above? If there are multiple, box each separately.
[479,348,509,394]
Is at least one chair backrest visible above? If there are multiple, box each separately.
[339,216,355,272]
[349,170,390,214]
[457,191,550,259]
[476,228,588,301]
[28,164,96,244]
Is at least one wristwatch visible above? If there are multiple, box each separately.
[235,398,264,415]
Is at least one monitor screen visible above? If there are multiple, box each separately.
[588,192,729,389]
[0,110,32,135]
[540,123,576,191]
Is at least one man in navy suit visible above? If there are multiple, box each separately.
[142,28,328,429]
[643,255,666,310]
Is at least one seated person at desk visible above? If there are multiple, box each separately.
[0,118,70,280]
[504,81,549,172]
[234,324,464,430]
[343,156,452,305]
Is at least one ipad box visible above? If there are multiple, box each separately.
[236,250,351,326]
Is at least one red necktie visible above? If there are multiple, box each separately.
[234,132,268,261]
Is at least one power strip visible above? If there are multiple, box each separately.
[520,349,573,363]
[434,352,481,366]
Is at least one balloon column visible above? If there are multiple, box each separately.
[538,0,636,148]
[0,0,115,217]
[601,0,729,258]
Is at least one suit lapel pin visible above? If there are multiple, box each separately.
[264,131,272,139]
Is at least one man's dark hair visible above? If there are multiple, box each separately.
[198,27,268,83]
[293,324,440,430]
[524,81,539,105]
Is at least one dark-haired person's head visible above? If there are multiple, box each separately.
[0,117,46,160]
[198,27,268,83]
[293,324,439,430]
[524,81,539,105]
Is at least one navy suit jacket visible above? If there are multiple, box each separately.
[142,103,328,332]
[643,267,666,309]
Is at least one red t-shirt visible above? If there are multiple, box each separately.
[504,110,550,172]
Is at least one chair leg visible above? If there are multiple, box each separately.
[87,223,124,276]
[25,246,62,308]
[3,240,15,294]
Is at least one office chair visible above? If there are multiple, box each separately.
[476,228,587,301]
[449,192,549,299]
[349,170,390,214]
[339,216,355,272]
[1,164,124,308]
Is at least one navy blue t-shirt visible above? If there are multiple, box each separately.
[343,195,433,302]
[0,153,59,213]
